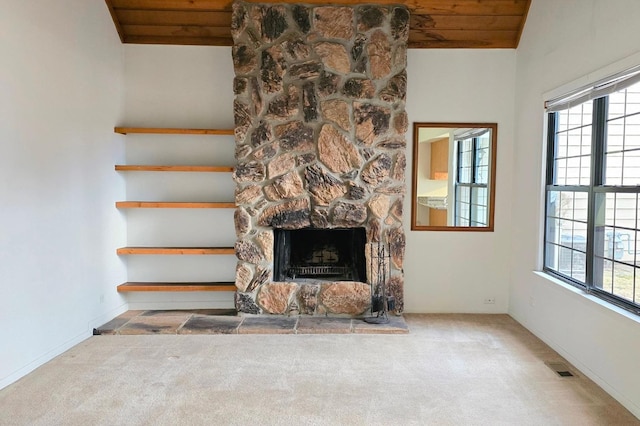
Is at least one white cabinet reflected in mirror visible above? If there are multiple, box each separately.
[411,123,497,231]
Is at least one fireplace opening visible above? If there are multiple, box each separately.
[273,228,367,282]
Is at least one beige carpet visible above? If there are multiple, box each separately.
[1,314,637,425]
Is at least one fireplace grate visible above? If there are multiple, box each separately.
[288,265,352,279]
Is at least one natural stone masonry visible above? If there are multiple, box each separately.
[232,1,408,315]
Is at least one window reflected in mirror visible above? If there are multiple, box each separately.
[411,123,497,231]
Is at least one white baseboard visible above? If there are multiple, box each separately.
[0,330,91,391]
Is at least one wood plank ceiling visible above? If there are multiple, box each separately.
[105,0,531,49]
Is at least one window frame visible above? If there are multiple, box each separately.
[544,86,640,315]
[454,134,490,227]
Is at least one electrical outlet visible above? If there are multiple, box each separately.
[483,297,496,304]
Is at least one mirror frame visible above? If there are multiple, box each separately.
[411,122,497,232]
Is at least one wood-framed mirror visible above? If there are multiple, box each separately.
[411,122,497,231]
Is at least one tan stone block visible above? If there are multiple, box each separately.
[356,118,376,146]
[260,45,285,94]
[310,207,330,228]
[233,161,266,183]
[390,197,403,221]
[314,7,354,39]
[233,99,251,144]
[346,181,367,200]
[282,36,311,61]
[357,6,386,32]
[367,30,391,79]
[235,239,264,264]
[318,70,341,97]
[252,142,278,162]
[376,137,406,150]
[257,5,288,42]
[331,201,367,227]
[258,282,297,314]
[302,81,318,122]
[256,231,274,262]
[275,121,314,152]
[250,77,263,116]
[265,171,305,201]
[375,183,406,195]
[392,152,406,182]
[379,71,407,103]
[343,78,376,99]
[354,102,391,146]
[390,7,410,41]
[236,144,251,160]
[234,207,252,237]
[320,282,370,315]
[234,76,248,96]
[315,42,350,74]
[392,44,407,72]
[393,111,408,134]
[230,2,248,40]
[235,263,253,292]
[266,85,299,120]
[361,154,392,186]
[321,99,350,131]
[267,153,296,179]
[305,165,347,206]
[232,44,257,75]
[257,198,311,229]
[289,61,322,80]
[317,124,362,174]
[235,185,263,206]
[368,194,390,219]
[250,120,271,148]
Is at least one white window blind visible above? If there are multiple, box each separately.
[545,65,640,112]
[453,127,490,140]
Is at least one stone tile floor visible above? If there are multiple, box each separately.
[96,309,409,335]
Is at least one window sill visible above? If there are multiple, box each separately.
[533,271,640,325]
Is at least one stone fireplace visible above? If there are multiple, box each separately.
[231,1,408,316]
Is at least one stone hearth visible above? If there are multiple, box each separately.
[231,2,408,316]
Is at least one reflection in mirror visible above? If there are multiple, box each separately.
[411,123,497,231]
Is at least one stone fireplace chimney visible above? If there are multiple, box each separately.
[231,1,408,316]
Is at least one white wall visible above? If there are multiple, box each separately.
[121,45,236,309]
[404,49,516,313]
[510,0,640,417]
[0,1,126,389]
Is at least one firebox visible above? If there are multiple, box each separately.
[273,228,366,282]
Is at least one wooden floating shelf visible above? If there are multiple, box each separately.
[115,127,234,135]
[116,201,235,209]
[117,247,235,255]
[115,165,234,172]
[117,282,236,292]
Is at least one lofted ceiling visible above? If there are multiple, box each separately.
[105,0,531,49]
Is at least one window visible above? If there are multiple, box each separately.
[455,131,490,226]
[545,73,640,314]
